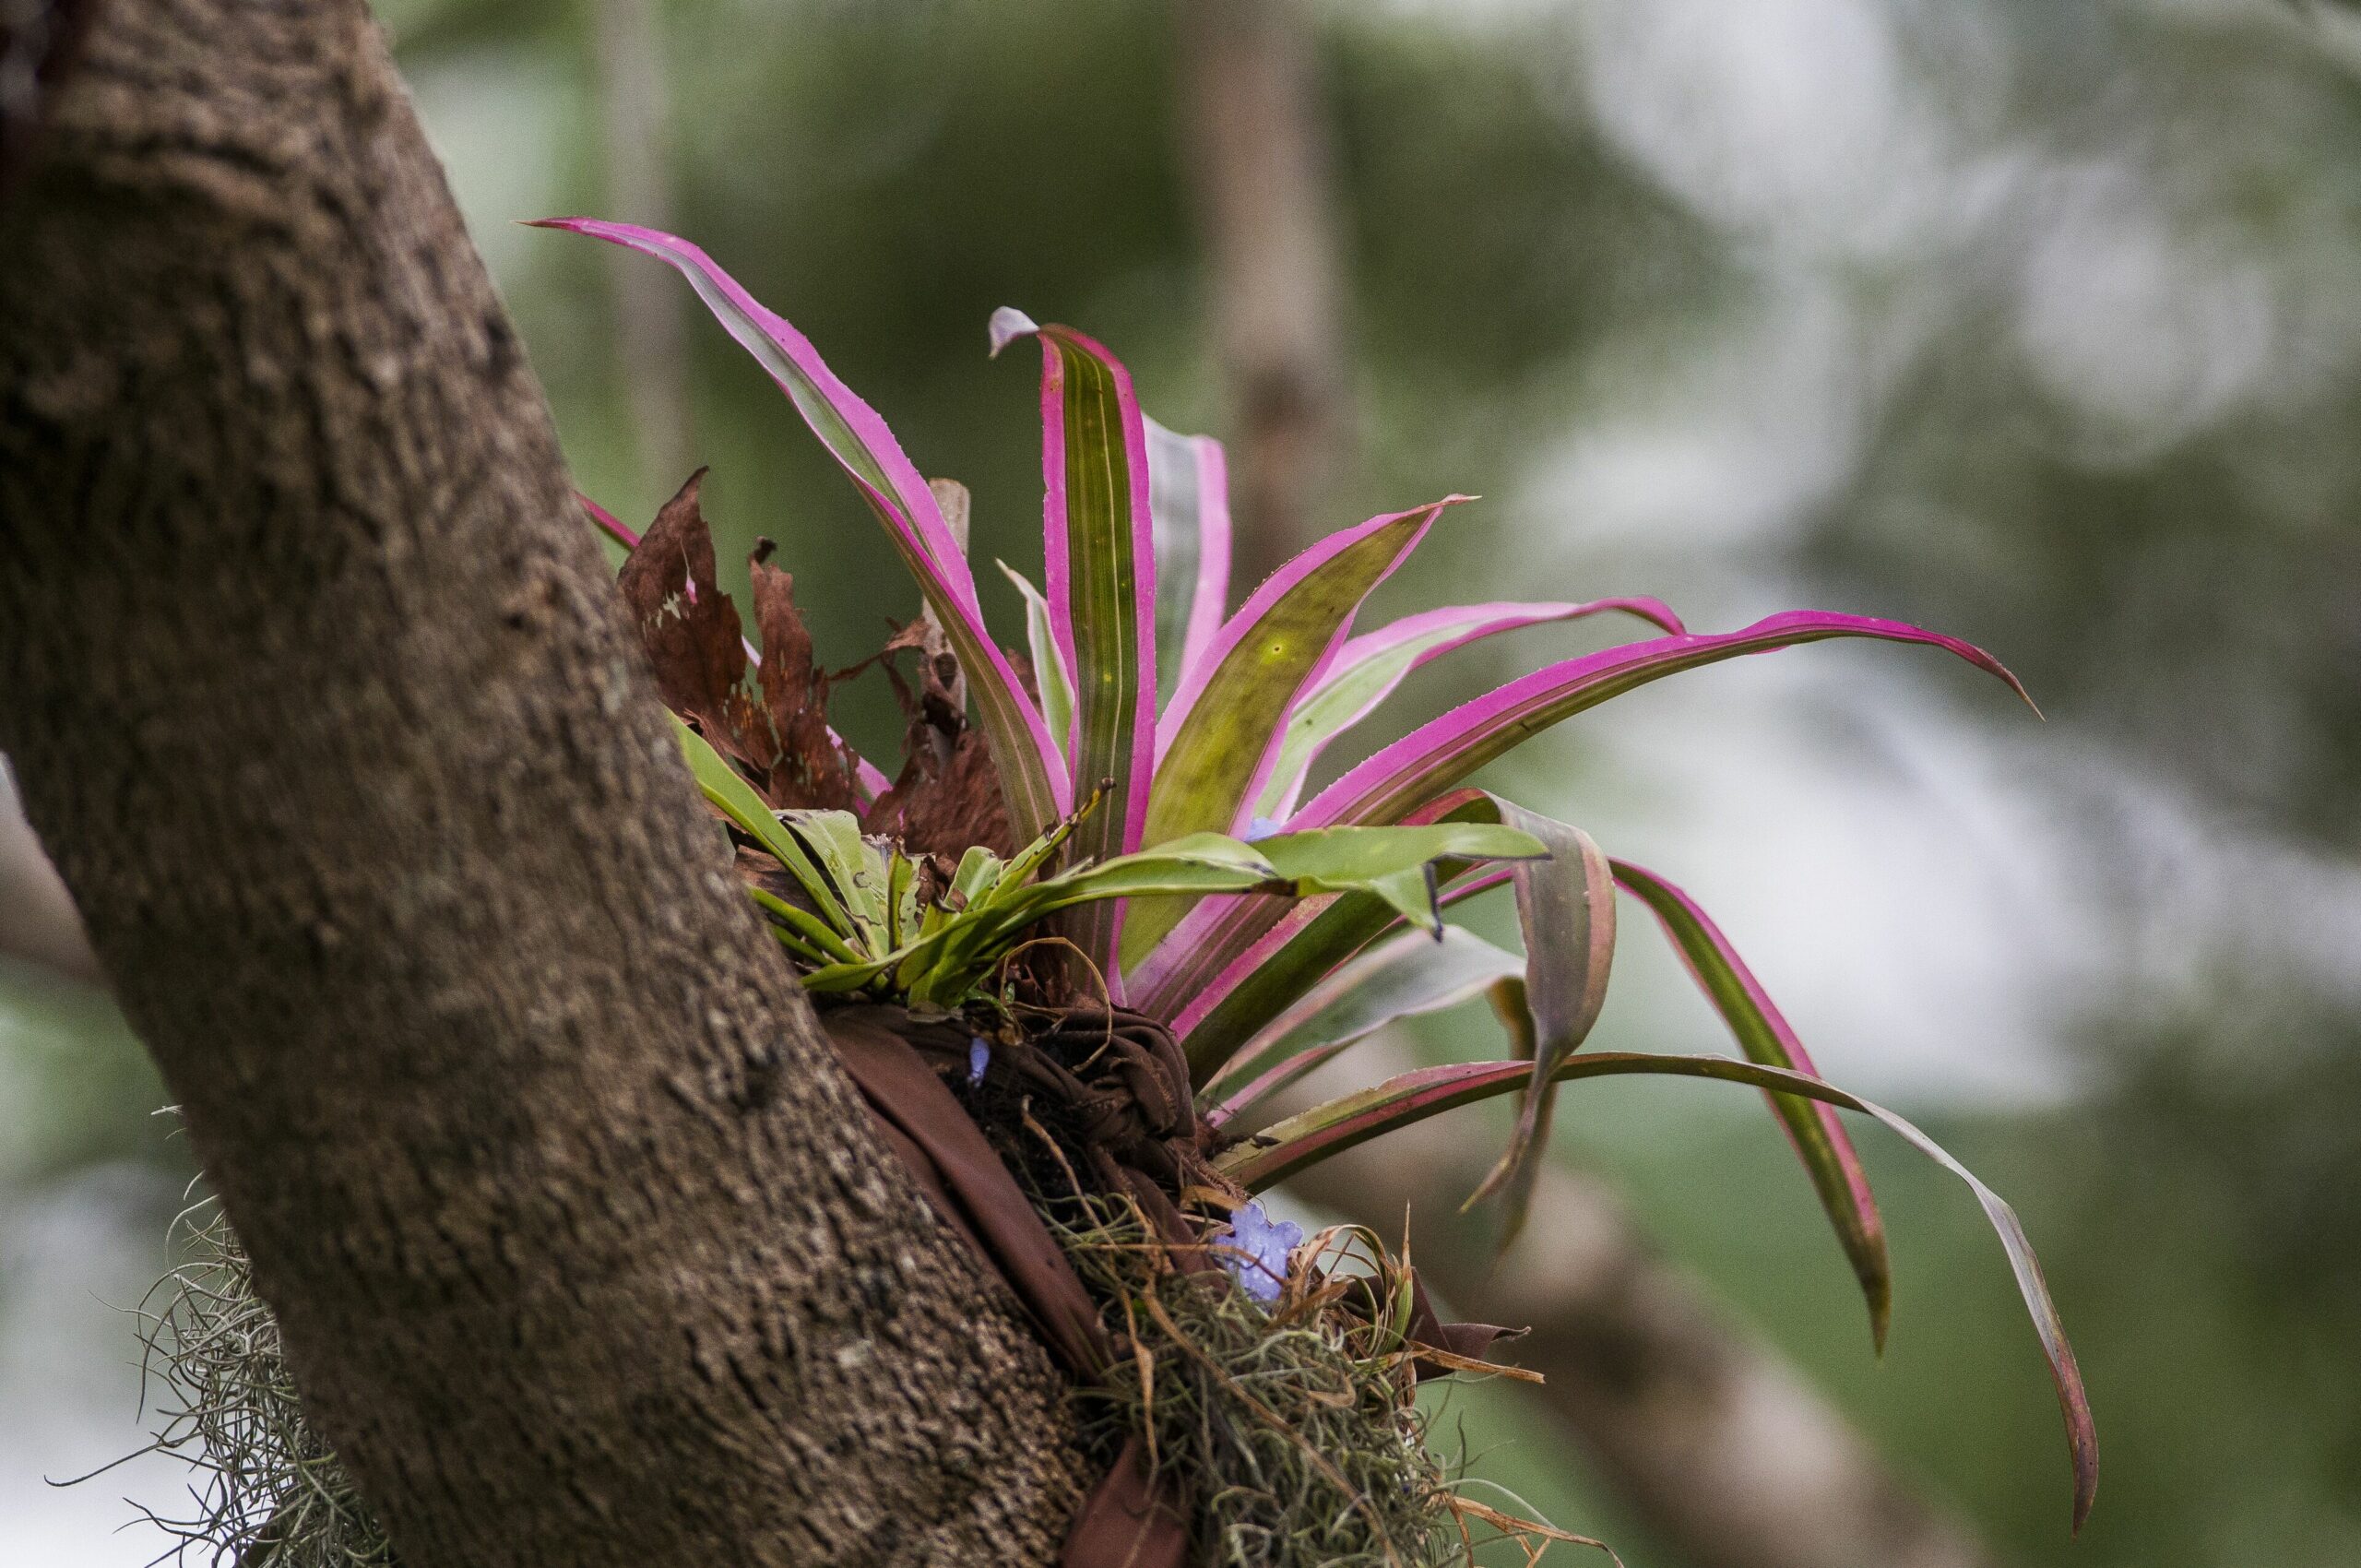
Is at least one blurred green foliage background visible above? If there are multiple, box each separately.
[6,1,2359,1563]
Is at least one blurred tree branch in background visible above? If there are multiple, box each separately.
[1174,0,1349,577]
[587,0,691,489]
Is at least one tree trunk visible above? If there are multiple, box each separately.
[0,4,1089,1565]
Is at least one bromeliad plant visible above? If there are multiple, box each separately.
[676,725,1539,1014]
[544,219,2097,1535]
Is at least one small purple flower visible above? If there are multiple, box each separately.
[1243,816,1283,843]
[967,1037,991,1088]
[1222,1200,1302,1304]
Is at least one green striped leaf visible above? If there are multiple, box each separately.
[1202,925,1523,1123]
[1121,500,1460,968]
[991,312,1159,975]
[997,561,1075,765]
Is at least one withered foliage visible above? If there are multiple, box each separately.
[864,614,1016,859]
[616,469,862,812]
[617,472,765,760]
[749,541,857,810]
[616,469,1014,857]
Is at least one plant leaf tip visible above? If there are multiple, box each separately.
[2064,1367,2099,1535]
[1958,639,2040,717]
[987,306,1039,358]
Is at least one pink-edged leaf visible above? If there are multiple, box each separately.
[1120,500,1465,968]
[1216,1050,2097,1534]
[579,488,892,805]
[1144,416,1232,695]
[1612,858,1892,1348]
[1152,502,1463,808]
[991,314,1158,977]
[1180,784,1618,1246]
[536,220,1069,840]
[1298,610,2036,835]
[579,490,644,551]
[1168,790,1513,1082]
[1142,612,2032,1031]
[1254,597,1685,823]
[1463,799,1617,1248]
[1172,890,1381,1082]
[1201,925,1522,1126]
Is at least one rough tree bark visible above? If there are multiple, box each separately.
[0,4,1090,1565]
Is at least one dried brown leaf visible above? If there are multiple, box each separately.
[749,550,861,811]
[860,615,1015,857]
[616,470,1011,849]
[866,724,1015,860]
[615,469,775,775]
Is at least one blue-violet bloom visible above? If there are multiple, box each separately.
[1223,1199,1302,1304]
